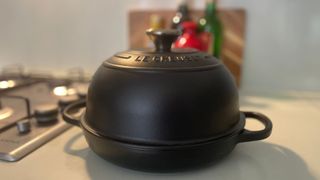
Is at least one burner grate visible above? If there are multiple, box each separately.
[0,95,31,132]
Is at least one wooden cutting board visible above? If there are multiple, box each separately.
[128,9,246,86]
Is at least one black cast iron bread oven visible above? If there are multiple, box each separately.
[62,29,272,172]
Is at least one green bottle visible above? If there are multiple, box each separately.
[198,0,223,58]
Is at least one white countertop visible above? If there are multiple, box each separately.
[1,91,319,180]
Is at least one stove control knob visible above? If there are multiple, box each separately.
[16,119,31,134]
[34,104,59,124]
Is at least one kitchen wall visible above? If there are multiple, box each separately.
[0,0,319,92]
[0,0,129,74]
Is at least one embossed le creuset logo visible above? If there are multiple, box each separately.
[134,55,210,63]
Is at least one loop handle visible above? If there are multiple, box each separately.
[238,111,273,143]
[62,99,86,127]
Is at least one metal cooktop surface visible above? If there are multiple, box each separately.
[0,65,90,161]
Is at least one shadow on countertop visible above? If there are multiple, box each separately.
[64,132,316,180]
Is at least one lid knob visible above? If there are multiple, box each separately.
[146,29,181,53]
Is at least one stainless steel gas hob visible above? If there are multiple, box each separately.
[0,65,89,161]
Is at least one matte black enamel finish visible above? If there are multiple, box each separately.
[62,29,273,172]
[81,117,241,172]
[63,101,272,172]
[85,64,239,145]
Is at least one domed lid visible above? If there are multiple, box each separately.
[104,29,220,71]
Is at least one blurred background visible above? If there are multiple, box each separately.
[0,0,319,92]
